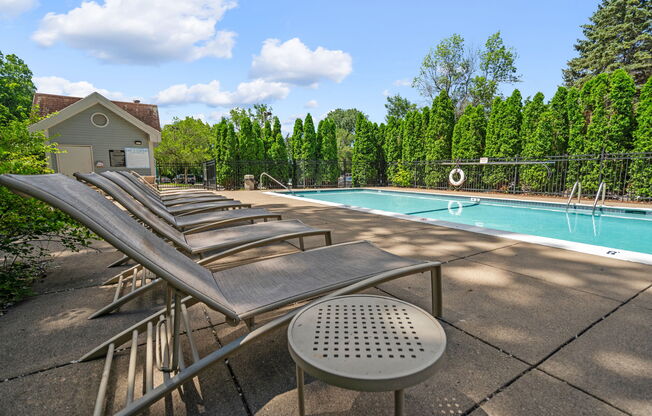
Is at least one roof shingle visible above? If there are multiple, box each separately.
[32,93,161,131]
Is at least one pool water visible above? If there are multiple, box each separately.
[277,189,652,257]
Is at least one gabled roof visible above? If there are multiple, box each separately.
[30,92,161,142]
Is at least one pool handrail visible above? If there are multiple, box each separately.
[592,181,607,214]
[566,181,582,209]
[260,172,293,194]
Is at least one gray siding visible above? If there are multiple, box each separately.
[48,103,155,175]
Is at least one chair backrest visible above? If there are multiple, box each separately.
[100,171,176,224]
[0,173,237,318]
[74,172,189,251]
[118,171,161,198]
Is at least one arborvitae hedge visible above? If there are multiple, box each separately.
[451,104,485,159]
[630,76,652,197]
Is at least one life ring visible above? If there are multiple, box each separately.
[449,168,466,186]
[448,200,463,216]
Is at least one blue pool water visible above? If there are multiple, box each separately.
[280,189,652,256]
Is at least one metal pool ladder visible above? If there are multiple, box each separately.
[260,172,294,194]
[592,181,607,214]
[566,181,582,209]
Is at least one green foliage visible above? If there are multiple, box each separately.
[300,114,318,181]
[319,119,339,183]
[608,68,636,150]
[289,118,303,161]
[413,32,520,111]
[564,0,652,87]
[425,90,455,185]
[155,117,212,165]
[0,119,93,307]
[520,92,547,148]
[216,121,238,187]
[451,104,486,159]
[521,111,556,191]
[384,94,416,121]
[0,52,35,124]
[484,90,522,188]
[325,108,367,169]
[630,76,652,197]
[352,114,380,185]
[401,110,425,162]
[548,87,570,155]
[566,87,586,155]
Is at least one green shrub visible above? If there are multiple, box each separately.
[0,119,93,308]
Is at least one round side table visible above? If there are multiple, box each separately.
[288,294,446,416]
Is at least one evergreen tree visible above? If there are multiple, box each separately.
[384,117,407,185]
[268,130,289,182]
[548,86,570,155]
[385,94,417,121]
[520,92,546,149]
[566,87,586,155]
[290,118,303,161]
[451,105,486,159]
[581,73,611,190]
[484,90,522,188]
[401,110,425,162]
[238,117,263,177]
[630,76,652,197]
[320,119,339,184]
[521,111,556,191]
[217,122,238,188]
[425,90,455,186]
[564,0,652,87]
[608,68,636,151]
[301,113,318,182]
[262,119,274,158]
[352,114,379,185]
[272,116,282,138]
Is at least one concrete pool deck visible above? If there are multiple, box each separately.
[0,189,650,415]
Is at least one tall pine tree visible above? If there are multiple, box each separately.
[425,90,455,186]
[352,114,379,185]
[320,119,339,184]
[564,0,652,87]
[301,113,318,182]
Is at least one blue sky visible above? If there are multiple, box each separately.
[0,0,599,133]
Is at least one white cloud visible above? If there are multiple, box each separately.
[393,78,411,87]
[382,89,390,97]
[251,38,352,86]
[304,99,318,108]
[34,76,128,100]
[0,0,37,18]
[154,79,290,107]
[32,0,237,64]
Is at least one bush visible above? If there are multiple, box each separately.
[0,119,93,308]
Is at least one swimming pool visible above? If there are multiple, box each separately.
[270,189,652,264]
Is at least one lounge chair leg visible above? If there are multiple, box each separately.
[430,266,442,318]
[394,389,404,416]
[89,278,165,319]
[299,236,305,251]
[296,365,305,416]
[244,317,255,330]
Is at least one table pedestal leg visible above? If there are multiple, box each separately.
[394,389,404,416]
[296,365,305,416]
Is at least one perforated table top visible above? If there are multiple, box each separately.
[288,295,446,392]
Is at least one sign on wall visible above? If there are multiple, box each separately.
[109,149,126,167]
[125,147,150,168]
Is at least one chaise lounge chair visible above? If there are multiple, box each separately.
[76,172,281,232]
[126,170,221,201]
[117,171,228,205]
[103,171,250,215]
[0,172,442,416]
[75,173,332,318]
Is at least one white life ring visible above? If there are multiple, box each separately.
[449,168,466,186]
[448,200,463,216]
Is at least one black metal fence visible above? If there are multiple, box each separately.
[155,163,208,190]
[167,152,652,201]
[383,152,652,201]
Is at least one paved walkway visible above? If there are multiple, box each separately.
[0,190,650,415]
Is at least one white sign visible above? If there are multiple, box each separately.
[479,157,489,164]
[125,147,150,168]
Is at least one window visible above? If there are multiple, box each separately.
[91,112,109,128]
[109,149,125,167]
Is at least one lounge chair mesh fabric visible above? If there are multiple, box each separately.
[102,171,249,218]
[0,173,238,317]
[76,172,277,229]
[118,171,221,201]
[75,173,319,255]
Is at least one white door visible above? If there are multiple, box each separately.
[56,145,94,177]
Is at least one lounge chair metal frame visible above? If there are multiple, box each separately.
[0,173,443,416]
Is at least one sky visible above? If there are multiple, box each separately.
[0,0,600,133]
